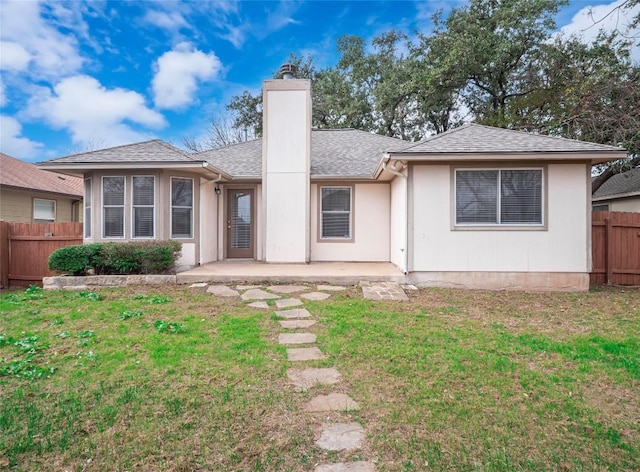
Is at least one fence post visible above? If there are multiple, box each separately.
[0,222,9,288]
[605,216,613,285]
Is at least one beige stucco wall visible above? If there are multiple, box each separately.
[0,187,80,223]
[310,182,390,262]
[609,197,640,212]
[410,163,589,274]
[83,170,201,268]
[389,172,407,271]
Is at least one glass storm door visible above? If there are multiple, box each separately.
[226,189,254,258]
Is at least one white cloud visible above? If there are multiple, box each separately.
[152,42,222,110]
[142,9,189,32]
[26,75,166,147]
[0,1,85,78]
[558,0,640,61]
[0,81,6,107]
[0,115,44,159]
[0,41,32,71]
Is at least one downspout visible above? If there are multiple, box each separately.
[201,174,223,264]
[382,158,409,276]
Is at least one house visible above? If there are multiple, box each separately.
[592,167,640,212]
[1,152,83,223]
[39,67,626,290]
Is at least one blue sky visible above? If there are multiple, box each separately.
[0,0,638,162]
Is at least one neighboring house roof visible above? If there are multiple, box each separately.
[199,129,414,179]
[398,123,622,154]
[593,167,640,200]
[0,152,83,197]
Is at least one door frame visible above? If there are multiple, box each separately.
[225,188,255,259]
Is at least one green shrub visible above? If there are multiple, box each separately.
[47,243,102,276]
[48,241,181,276]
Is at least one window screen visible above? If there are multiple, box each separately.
[456,169,543,226]
[34,199,55,223]
[321,187,352,239]
[171,178,193,239]
[133,176,154,238]
[103,176,125,237]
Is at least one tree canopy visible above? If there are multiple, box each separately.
[190,0,639,191]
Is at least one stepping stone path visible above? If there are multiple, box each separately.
[278,332,317,345]
[360,280,408,301]
[275,297,303,308]
[204,280,382,470]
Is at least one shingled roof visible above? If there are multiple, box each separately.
[1,153,83,197]
[42,139,198,164]
[199,129,413,179]
[593,167,640,198]
[399,123,622,154]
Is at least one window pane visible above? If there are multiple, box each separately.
[501,170,542,224]
[84,179,92,237]
[85,207,92,237]
[34,199,55,220]
[172,178,192,207]
[322,188,350,211]
[104,207,124,237]
[134,207,154,238]
[172,208,192,238]
[133,176,154,205]
[456,171,498,224]
[103,177,124,205]
[322,213,350,238]
[84,179,92,208]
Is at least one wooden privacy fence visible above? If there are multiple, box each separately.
[0,222,83,288]
[591,211,640,286]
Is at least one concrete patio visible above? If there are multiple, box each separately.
[176,261,404,285]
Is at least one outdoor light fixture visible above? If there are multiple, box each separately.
[214,187,221,195]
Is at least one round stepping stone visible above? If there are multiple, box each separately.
[275,298,303,308]
[278,332,316,345]
[315,462,376,472]
[275,308,311,319]
[207,285,239,298]
[287,368,341,391]
[301,292,331,301]
[279,319,317,329]
[287,347,325,361]
[240,288,280,301]
[268,285,308,294]
[316,423,364,451]
[317,285,346,292]
[247,301,269,309]
[304,393,359,412]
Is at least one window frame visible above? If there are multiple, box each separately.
[319,185,354,241]
[102,175,126,239]
[131,175,156,239]
[33,198,56,223]
[453,167,546,230]
[84,178,92,238]
[170,176,194,239]
[592,203,609,212]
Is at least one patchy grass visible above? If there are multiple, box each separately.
[0,284,638,471]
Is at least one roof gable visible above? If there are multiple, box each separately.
[0,153,83,196]
[400,123,623,154]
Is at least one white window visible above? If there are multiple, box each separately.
[103,176,125,238]
[171,177,193,239]
[33,198,55,223]
[320,186,352,239]
[84,179,92,238]
[132,176,155,238]
[455,169,543,226]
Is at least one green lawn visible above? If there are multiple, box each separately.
[1,285,638,471]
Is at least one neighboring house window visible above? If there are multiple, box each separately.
[103,176,125,238]
[455,169,543,225]
[171,177,193,239]
[132,176,155,238]
[592,203,609,212]
[85,178,92,238]
[320,186,352,239]
[33,198,55,223]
